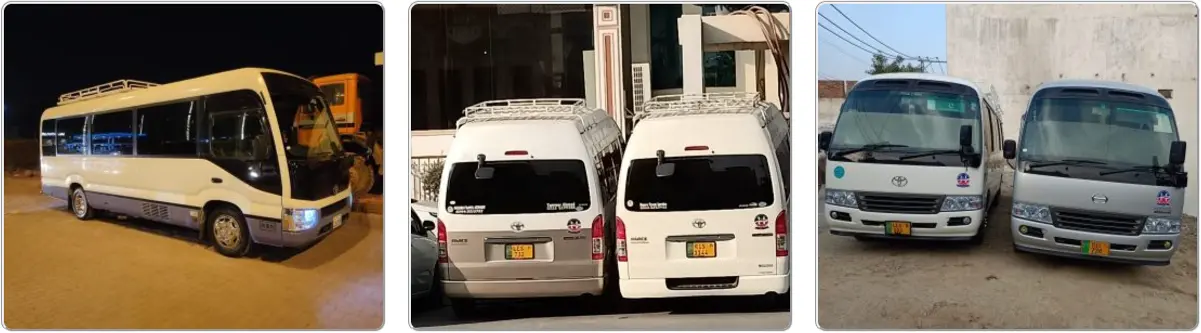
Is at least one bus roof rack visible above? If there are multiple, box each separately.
[457,98,610,133]
[58,79,160,105]
[636,92,779,126]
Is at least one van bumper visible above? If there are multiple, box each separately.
[619,274,789,299]
[823,203,984,239]
[442,277,604,299]
[1011,217,1177,266]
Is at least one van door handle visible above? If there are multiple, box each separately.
[211,178,223,184]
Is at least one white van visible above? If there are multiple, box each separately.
[436,99,624,316]
[818,73,1006,244]
[614,93,790,300]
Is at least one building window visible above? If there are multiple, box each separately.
[90,110,134,156]
[136,100,198,156]
[650,5,738,90]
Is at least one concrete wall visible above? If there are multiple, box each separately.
[4,139,39,171]
[818,97,844,131]
[947,4,1200,215]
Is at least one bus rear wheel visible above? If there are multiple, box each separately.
[69,187,95,220]
[208,206,254,258]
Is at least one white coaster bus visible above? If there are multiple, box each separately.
[38,68,353,257]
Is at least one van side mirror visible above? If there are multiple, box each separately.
[1169,141,1187,166]
[818,131,833,151]
[958,125,974,150]
[422,220,436,231]
[474,167,495,180]
[1003,140,1017,159]
[655,163,676,177]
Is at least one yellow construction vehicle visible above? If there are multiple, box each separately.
[312,73,383,197]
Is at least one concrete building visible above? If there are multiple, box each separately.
[947,4,1199,215]
[409,4,790,200]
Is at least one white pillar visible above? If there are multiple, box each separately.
[593,5,626,123]
[678,14,704,94]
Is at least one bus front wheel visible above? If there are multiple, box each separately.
[208,206,254,257]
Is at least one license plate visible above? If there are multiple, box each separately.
[687,241,717,258]
[1082,240,1110,256]
[506,244,535,260]
[885,221,912,236]
[332,214,344,229]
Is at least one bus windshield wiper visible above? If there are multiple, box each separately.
[830,143,909,158]
[1099,164,1166,176]
[1028,159,1108,169]
[898,149,962,161]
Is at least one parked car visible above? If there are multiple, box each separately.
[411,207,440,306]
[411,199,438,225]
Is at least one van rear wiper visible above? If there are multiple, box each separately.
[831,143,909,158]
[898,149,961,161]
[1028,159,1108,169]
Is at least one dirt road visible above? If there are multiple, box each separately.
[818,182,1198,329]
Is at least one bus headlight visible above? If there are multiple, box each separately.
[284,208,320,231]
[941,196,983,212]
[825,189,858,208]
[1012,202,1052,224]
[1144,217,1182,234]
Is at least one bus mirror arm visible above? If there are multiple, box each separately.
[818,131,832,151]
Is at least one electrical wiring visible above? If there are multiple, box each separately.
[727,6,791,116]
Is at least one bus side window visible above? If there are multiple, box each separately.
[56,116,87,155]
[41,119,56,157]
[202,90,267,160]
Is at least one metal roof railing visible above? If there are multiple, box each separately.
[58,79,160,105]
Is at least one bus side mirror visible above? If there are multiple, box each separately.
[958,125,973,151]
[1003,140,1017,159]
[1169,141,1187,166]
[818,131,833,151]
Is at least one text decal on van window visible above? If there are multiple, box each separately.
[547,202,589,212]
[638,202,668,210]
[448,205,486,214]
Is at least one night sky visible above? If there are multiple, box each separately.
[4,4,384,138]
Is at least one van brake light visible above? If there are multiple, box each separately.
[775,210,788,257]
[437,219,448,263]
[616,217,628,262]
[591,215,604,260]
[504,150,528,156]
[684,145,709,151]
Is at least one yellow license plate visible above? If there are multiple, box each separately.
[1083,240,1110,256]
[687,241,716,258]
[506,244,534,260]
[885,221,912,236]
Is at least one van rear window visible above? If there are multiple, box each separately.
[445,160,591,215]
[624,155,774,212]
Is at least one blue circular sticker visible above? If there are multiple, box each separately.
[833,166,846,179]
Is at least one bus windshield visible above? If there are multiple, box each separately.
[263,73,343,160]
[830,89,981,155]
[1020,97,1178,167]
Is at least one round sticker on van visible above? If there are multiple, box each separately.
[626,200,634,207]
[833,166,846,179]
[567,219,582,233]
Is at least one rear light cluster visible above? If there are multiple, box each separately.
[436,219,448,263]
[775,210,788,257]
[591,215,604,260]
[616,217,628,262]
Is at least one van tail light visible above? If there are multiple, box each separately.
[775,210,788,257]
[437,219,448,263]
[616,217,628,262]
[591,215,604,260]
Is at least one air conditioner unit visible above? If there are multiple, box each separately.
[630,63,652,136]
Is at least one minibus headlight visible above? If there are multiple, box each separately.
[1144,217,1182,234]
[825,189,858,208]
[284,208,320,231]
[941,195,983,212]
[1012,202,1052,224]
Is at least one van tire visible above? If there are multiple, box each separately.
[422,268,444,309]
[69,187,95,220]
[449,298,477,318]
[208,206,254,258]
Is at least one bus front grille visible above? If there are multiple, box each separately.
[1052,208,1144,236]
[857,193,943,214]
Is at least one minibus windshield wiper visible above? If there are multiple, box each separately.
[830,143,909,158]
[898,149,962,161]
[1099,164,1166,176]
[1028,159,1108,169]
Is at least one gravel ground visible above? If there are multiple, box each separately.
[818,181,1199,329]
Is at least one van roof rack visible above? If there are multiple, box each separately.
[636,92,780,126]
[457,98,611,133]
[58,79,160,105]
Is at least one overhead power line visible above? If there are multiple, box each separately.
[817,13,897,58]
[829,4,913,59]
[820,39,869,66]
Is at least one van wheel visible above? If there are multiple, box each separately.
[449,298,477,318]
[69,187,95,220]
[208,206,254,258]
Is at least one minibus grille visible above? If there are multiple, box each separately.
[857,193,943,214]
[321,197,350,218]
[1052,208,1144,236]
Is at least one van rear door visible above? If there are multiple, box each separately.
[620,154,782,279]
[441,159,602,281]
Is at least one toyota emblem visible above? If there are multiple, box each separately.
[692,219,706,228]
[510,221,525,232]
[891,176,908,187]
[1091,194,1109,204]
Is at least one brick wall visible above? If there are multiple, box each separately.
[818,80,856,98]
